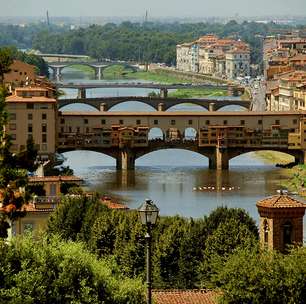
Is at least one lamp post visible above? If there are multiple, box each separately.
[138,199,159,304]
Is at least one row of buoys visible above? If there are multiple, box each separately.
[193,186,241,191]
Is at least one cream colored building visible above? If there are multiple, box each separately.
[6,86,58,159]
[225,49,250,79]
[278,71,306,111]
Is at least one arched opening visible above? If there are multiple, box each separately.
[102,64,135,77]
[136,149,209,167]
[109,101,156,112]
[59,103,99,112]
[148,128,164,141]
[167,103,208,112]
[60,65,96,81]
[230,151,295,167]
[184,127,197,141]
[283,220,293,247]
[61,150,116,176]
[218,105,248,112]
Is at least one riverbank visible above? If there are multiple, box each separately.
[282,165,306,196]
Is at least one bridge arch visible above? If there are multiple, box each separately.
[148,127,165,140]
[135,148,211,167]
[228,149,298,165]
[165,101,209,111]
[184,127,197,141]
[109,100,157,112]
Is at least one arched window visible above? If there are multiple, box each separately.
[283,221,293,247]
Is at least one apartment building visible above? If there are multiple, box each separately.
[176,35,250,79]
[5,86,58,159]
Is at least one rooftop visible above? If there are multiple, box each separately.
[29,176,83,183]
[152,290,218,304]
[256,194,306,209]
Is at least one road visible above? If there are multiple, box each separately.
[249,79,266,112]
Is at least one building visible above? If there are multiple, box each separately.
[5,86,58,159]
[257,193,306,252]
[3,60,36,91]
[225,49,250,79]
[176,35,250,80]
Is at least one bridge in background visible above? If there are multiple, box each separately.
[58,96,251,111]
[57,111,306,170]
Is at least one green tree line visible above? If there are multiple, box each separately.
[0,21,300,66]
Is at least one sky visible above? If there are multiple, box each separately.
[0,0,305,18]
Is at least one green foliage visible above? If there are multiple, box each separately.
[211,247,306,304]
[0,235,145,304]
[0,47,13,84]
[48,199,258,289]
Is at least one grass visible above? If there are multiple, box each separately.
[254,151,294,165]
[169,88,227,98]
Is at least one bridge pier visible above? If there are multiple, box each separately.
[100,103,108,111]
[160,88,168,98]
[209,103,215,112]
[95,67,103,80]
[77,88,86,99]
[116,149,135,170]
[296,150,306,165]
[209,148,229,170]
[158,103,165,111]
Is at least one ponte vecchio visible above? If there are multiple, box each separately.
[57,111,306,170]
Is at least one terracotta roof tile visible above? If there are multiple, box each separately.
[152,290,219,304]
[256,194,306,209]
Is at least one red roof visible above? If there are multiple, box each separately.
[256,194,306,209]
[101,198,129,210]
[152,290,219,304]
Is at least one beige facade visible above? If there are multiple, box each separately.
[225,50,250,79]
[6,87,58,158]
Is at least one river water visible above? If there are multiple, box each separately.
[57,68,305,240]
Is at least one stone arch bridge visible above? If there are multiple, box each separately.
[57,111,306,170]
[58,96,251,111]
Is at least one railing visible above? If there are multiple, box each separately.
[33,196,61,204]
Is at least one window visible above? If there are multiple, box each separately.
[11,134,16,140]
[101,119,106,125]
[9,123,17,131]
[188,119,193,125]
[84,119,88,124]
[86,127,89,133]
[40,92,45,97]
[69,127,72,133]
[136,119,141,125]
[171,120,176,125]
[77,127,80,133]
[223,120,227,125]
[28,113,33,120]
[258,120,262,125]
[119,119,124,125]
[60,118,65,124]
[28,124,32,133]
[42,113,47,120]
[26,103,34,109]
[23,223,33,233]
[42,124,47,133]
[42,134,47,143]
[275,120,280,125]
[240,120,245,125]
[293,119,297,124]
[264,220,269,245]
[60,127,64,133]
[283,221,292,247]
[206,120,210,125]
[40,105,48,109]
[154,120,158,125]
[10,113,16,120]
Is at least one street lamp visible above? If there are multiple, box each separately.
[138,199,159,304]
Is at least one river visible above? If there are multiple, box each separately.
[56,68,306,240]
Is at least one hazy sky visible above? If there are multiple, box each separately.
[0,0,305,18]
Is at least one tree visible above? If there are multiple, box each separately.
[0,82,37,238]
[0,235,146,303]
[0,47,13,85]
[210,247,306,304]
